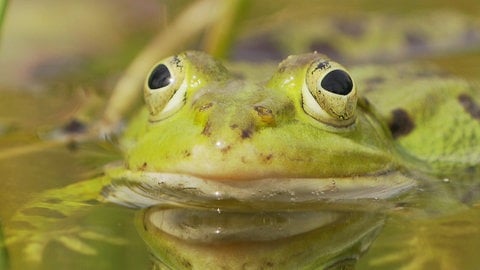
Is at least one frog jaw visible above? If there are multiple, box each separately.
[103,170,416,209]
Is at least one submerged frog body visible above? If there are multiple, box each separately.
[6,51,480,264]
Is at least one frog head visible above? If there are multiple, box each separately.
[113,51,415,207]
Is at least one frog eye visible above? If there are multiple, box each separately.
[302,58,357,127]
[144,55,187,121]
[148,64,173,89]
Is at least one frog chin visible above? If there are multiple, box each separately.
[103,170,416,209]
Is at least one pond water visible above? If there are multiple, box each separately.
[1,1,480,269]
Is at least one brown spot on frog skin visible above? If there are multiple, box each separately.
[138,162,148,171]
[220,144,231,154]
[230,123,254,139]
[260,153,274,164]
[182,150,191,157]
[241,128,253,139]
[389,108,415,139]
[458,93,480,120]
[201,121,212,136]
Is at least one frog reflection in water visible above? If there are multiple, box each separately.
[6,51,480,266]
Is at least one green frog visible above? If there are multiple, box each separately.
[5,50,480,267]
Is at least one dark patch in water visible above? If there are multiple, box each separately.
[232,33,284,61]
[309,40,342,61]
[62,118,87,134]
[334,18,366,38]
[405,31,428,52]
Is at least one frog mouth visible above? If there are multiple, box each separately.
[103,170,416,209]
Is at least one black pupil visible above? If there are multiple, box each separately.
[148,64,172,89]
[320,69,353,95]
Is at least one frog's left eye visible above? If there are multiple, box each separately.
[148,64,173,89]
[144,55,187,121]
[302,59,357,127]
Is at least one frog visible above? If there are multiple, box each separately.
[4,50,480,267]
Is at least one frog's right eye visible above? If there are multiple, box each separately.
[144,55,187,121]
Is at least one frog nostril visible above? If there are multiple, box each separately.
[254,105,275,125]
[198,102,214,112]
[254,105,272,116]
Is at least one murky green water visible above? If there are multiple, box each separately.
[1,1,480,269]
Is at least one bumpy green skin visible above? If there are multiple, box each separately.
[353,63,480,177]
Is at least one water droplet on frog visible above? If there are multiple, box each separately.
[214,191,223,200]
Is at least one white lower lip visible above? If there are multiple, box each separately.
[103,170,416,209]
